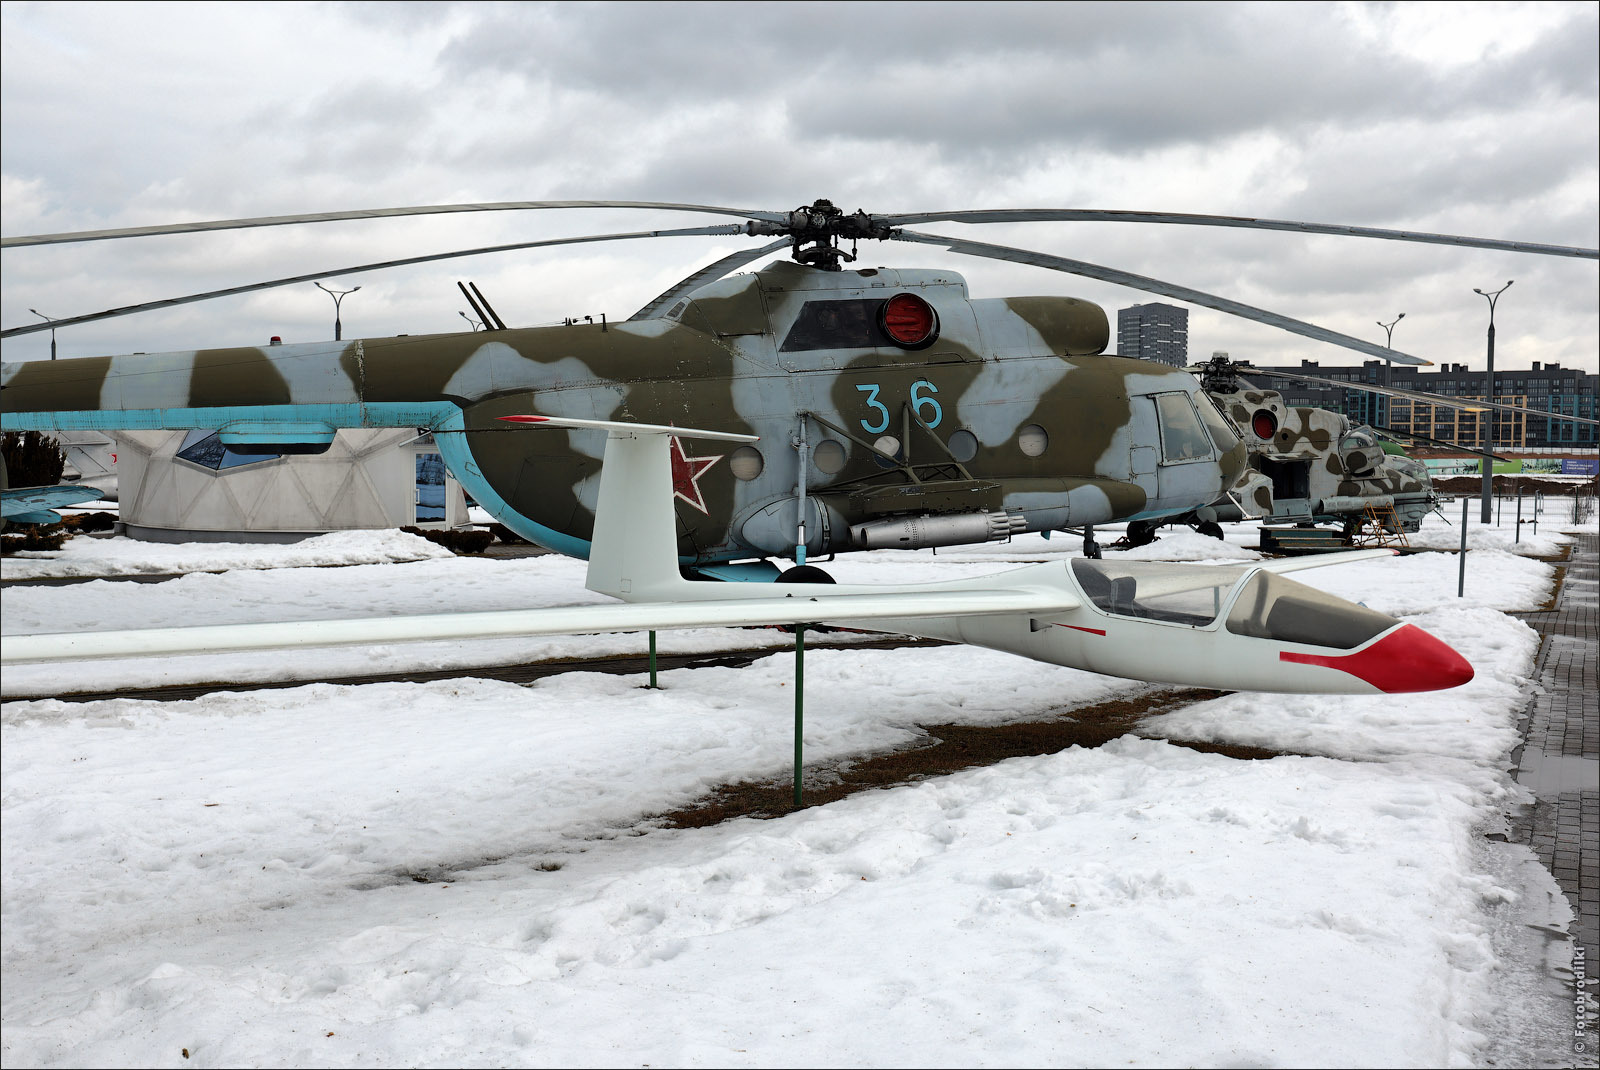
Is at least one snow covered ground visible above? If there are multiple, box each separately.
[1,528,454,581]
[0,511,1582,1066]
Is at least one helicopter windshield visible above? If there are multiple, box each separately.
[1225,571,1396,649]
[1196,392,1242,452]
[1071,560,1250,626]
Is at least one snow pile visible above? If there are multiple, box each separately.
[1111,528,1264,562]
[1407,507,1573,557]
[1,529,454,580]
[0,633,1539,1067]
[0,534,1574,1065]
[1142,604,1538,774]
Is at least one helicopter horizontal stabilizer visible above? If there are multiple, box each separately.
[2,484,103,521]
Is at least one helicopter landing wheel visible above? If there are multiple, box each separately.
[776,564,835,584]
[1195,520,1225,540]
[1123,519,1159,547]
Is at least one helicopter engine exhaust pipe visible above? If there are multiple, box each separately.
[851,511,1027,551]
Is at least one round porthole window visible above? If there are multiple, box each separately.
[729,445,764,481]
[873,435,902,467]
[813,439,847,474]
[947,429,978,463]
[1018,424,1048,457]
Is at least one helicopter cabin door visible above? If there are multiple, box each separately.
[1128,397,1159,499]
[1152,392,1219,505]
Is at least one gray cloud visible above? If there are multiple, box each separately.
[0,1,1593,373]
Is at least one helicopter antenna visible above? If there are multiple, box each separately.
[456,282,492,330]
[468,282,508,330]
[456,281,507,331]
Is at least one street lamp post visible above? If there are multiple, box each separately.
[314,282,361,341]
[28,309,57,360]
[1376,312,1404,425]
[1473,281,1512,524]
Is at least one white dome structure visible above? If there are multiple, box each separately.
[114,429,468,542]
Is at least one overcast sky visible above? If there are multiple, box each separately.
[2,0,1595,373]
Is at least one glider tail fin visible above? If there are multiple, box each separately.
[497,415,757,601]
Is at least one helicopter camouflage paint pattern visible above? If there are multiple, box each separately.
[1206,370,1433,534]
[1220,394,1433,532]
[1,258,1251,570]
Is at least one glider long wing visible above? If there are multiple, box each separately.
[0,587,1077,664]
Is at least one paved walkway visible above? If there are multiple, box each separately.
[1510,529,1598,1055]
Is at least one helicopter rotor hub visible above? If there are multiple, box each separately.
[743,199,892,270]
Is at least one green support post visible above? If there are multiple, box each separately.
[648,630,658,689]
[793,624,805,808]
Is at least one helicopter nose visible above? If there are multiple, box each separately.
[1281,623,1474,693]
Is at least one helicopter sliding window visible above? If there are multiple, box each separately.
[1071,560,1249,626]
[1154,394,1214,463]
[1225,571,1395,649]
[781,300,882,351]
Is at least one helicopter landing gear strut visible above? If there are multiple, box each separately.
[1082,525,1102,560]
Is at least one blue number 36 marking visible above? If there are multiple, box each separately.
[856,384,890,434]
[857,381,942,434]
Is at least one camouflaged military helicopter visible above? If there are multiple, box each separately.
[3,198,1595,576]
[1115,353,1441,548]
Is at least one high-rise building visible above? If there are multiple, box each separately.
[1117,303,1189,366]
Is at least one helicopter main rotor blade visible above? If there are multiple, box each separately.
[893,228,1432,366]
[1230,366,1599,426]
[1367,425,1507,462]
[0,225,744,338]
[1,200,789,249]
[629,238,791,321]
[880,210,1599,260]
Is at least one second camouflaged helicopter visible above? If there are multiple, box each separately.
[3,199,1594,575]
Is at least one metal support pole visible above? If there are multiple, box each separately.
[1481,320,1496,522]
[1475,282,1511,523]
[793,624,805,808]
[1515,488,1522,545]
[648,630,659,689]
[28,310,55,360]
[793,416,809,565]
[1457,497,1468,597]
[1378,314,1404,426]
[316,281,360,342]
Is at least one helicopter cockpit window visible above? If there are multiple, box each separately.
[1155,393,1214,463]
[1071,560,1249,626]
[781,300,881,351]
[1225,570,1395,649]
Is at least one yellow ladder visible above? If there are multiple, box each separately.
[1355,503,1410,548]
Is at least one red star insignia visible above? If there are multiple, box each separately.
[669,435,722,515]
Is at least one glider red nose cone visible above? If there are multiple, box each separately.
[1281,624,1473,693]
[1396,625,1476,692]
[1352,624,1475,693]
